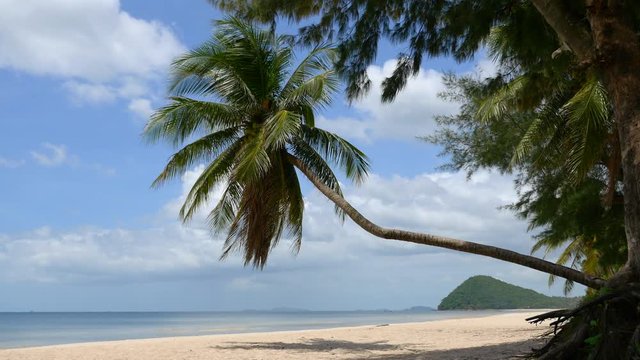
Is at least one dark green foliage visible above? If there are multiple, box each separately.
[438,275,580,310]
[428,66,626,293]
[425,74,533,175]
[210,0,568,101]
[512,173,626,292]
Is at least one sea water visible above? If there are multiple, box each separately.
[0,310,514,348]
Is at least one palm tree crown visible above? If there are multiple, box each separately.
[144,18,369,268]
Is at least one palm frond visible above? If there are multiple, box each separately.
[281,70,339,109]
[170,44,258,105]
[299,104,315,127]
[232,127,271,183]
[560,75,611,182]
[300,125,370,184]
[221,156,289,268]
[152,126,241,187]
[281,156,304,253]
[144,98,242,145]
[179,139,243,221]
[208,180,243,231]
[476,75,529,123]
[509,86,569,169]
[264,110,302,150]
[280,44,336,98]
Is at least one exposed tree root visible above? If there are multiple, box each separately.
[526,284,640,359]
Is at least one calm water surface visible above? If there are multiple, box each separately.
[0,310,518,348]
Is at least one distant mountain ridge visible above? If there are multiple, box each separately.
[438,275,580,310]
[241,306,435,313]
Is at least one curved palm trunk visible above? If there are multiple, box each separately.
[288,155,604,289]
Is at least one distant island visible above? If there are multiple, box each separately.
[438,275,580,310]
[401,306,435,312]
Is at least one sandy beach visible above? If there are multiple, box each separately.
[1,311,550,360]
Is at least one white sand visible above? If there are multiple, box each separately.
[0,311,550,360]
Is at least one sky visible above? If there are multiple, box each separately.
[0,0,580,312]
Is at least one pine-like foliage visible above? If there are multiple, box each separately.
[145,18,369,268]
[428,54,625,293]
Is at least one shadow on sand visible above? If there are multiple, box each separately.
[213,337,544,359]
[213,338,400,352]
[349,340,543,359]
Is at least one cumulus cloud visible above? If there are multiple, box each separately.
[0,0,184,114]
[0,225,219,283]
[318,57,501,143]
[318,60,461,142]
[0,0,183,81]
[0,165,576,306]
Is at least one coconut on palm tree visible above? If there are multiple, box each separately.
[144,17,369,268]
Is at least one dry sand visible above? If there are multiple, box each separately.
[1,311,550,360]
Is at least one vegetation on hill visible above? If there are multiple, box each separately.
[438,276,580,310]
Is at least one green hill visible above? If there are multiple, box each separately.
[438,275,580,310]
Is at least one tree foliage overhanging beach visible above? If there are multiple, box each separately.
[150,1,640,358]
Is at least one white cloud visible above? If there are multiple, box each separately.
[319,60,461,142]
[0,225,219,283]
[0,0,183,81]
[0,166,579,306]
[64,81,117,104]
[30,143,70,167]
[302,170,527,258]
[128,98,154,120]
[29,142,115,175]
[319,57,501,143]
[0,157,25,168]
[0,0,184,115]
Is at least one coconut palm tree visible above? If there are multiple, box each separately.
[144,17,369,268]
[147,17,603,290]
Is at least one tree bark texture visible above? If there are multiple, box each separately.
[530,0,594,61]
[587,0,640,281]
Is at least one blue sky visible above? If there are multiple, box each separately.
[0,0,577,312]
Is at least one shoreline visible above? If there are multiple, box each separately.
[0,309,549,350]
[0,311,551,360]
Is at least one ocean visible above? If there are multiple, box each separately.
[0,310,510,348]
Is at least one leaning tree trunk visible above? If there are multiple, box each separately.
[287,155,603,289]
